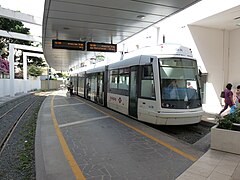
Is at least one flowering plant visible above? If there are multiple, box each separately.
[0,57,9,73]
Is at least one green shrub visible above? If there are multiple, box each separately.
[217,108,240,130]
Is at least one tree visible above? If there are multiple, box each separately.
[27,56,46,67]
[0,17,32,46]
[28,65,42,77]
[27,56,46,77]
[0,17,45,77]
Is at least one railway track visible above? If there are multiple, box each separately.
[0,95,37,154]
[0,93,46,179]
[146,120,215,152]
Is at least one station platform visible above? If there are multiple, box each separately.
[34,90,240,180]
[1,91,240,179]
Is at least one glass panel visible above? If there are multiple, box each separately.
[97,72,104,104]
[86,74,97,100]
[119,68,129,90]
[160,67,196,79]
[160,58,197,68]
[109,70,118,89]
[141,65,155,98]
[159,58,201,109]
[77,74,85,96]
[73,76,77,92]
[142,65,153,79]
[141,80,155,98]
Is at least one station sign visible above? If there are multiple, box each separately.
[87,42,117,52]
[52,40,85,51]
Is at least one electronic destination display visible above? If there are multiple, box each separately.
[52,40,85,51]
[87,42,117,52]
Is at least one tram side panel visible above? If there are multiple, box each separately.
[107,66,130,116]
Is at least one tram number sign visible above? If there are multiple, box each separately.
[87,42,117,52]
[52,40,86,51]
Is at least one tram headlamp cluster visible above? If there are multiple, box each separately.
[161,103,175,108]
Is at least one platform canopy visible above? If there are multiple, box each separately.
[42,0,202,71]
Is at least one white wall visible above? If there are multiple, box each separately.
[27,77,41,91]
[188,26,226,112]
[0,79,11,97]
[229,29,240,87]
[188,26,240,112]
[0,78,41,98]
[41,80,63,90]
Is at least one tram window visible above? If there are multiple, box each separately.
[140,65,155,98]
[160,58,196,68]
[118,68,129,90]
[110,70,118,89]
[142,65,153,79]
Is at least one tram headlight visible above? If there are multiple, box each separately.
[161,103,175,108]
[161,103,166,107]
[162,103,169,108]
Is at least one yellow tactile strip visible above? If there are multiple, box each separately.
[50,95,85,180]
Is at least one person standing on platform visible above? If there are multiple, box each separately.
[69,82,74,96]
[219,83,234,115]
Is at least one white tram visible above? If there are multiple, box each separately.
[71,44,203,125]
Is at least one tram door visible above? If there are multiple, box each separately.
[129,66,138,118]
[85,77,90,99]
[96,72,104,105]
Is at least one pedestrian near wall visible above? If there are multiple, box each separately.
[219,83,234,115]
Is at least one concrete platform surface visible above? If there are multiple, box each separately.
[35,90,205,180]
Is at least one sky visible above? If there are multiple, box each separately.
[0,0,45,36]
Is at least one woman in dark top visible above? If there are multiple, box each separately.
[219,83,234,115]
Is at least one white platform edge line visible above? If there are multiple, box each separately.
[54,103,85,107]
[59,116,109,128]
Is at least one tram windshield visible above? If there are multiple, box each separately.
[159,58,201,109]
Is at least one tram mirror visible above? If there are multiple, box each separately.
[198,69,202,77]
